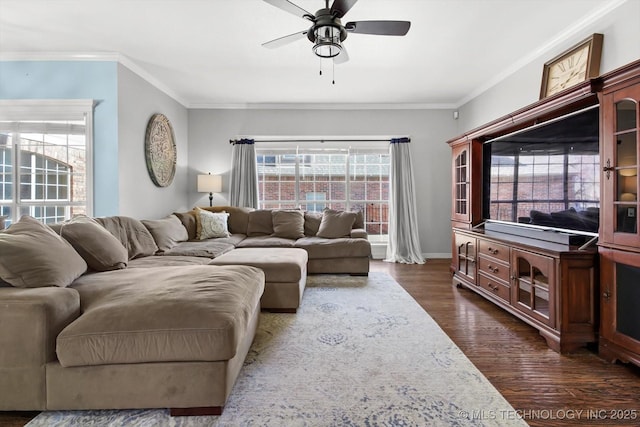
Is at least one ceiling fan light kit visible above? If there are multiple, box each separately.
[263,0,410,67]
[312,24,343,58]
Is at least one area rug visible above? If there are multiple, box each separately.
[27,272,526,427]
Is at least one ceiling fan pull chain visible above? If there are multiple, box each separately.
[320,58,323,76]
[332,60,335,85]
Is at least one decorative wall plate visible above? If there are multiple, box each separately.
[145,113,176,187]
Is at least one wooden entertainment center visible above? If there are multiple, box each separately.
[447,59,640,362]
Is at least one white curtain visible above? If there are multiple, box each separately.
[385,137,425,264]
[229,139,258,208]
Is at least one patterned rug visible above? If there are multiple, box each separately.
[27,272,526,427]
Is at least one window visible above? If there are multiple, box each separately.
[256,144,390,239]
[0,100,93,226]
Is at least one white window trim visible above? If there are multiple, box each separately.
[0,99,95,219]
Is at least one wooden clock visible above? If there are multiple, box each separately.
[540,33,603,99]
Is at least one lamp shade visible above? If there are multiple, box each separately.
[197,174,222,193]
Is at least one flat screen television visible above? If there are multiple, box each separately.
[482,105,600,235]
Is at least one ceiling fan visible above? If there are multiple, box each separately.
[262,0,411,65]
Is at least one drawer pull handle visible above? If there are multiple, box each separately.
[487,247,499,255]
[487,265,499,273]
[488,284,499,292]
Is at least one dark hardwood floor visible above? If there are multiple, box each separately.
[372,259,640,427]
[2,259,639,426]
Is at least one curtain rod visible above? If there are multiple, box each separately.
[229,137,410,144]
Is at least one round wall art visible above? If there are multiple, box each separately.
[145,113,176,187]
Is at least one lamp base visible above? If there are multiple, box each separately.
[209,193,213,207]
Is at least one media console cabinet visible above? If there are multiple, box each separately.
[447,59,640,360]
[453,226,598,353]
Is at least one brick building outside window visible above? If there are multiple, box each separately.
[256,145,390,240]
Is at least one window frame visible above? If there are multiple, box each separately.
[0,99,94,225]
[255,139,390,239]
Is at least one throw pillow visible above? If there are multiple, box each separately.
[317,208,357,238]
[247,210,274,236]
[0,216,87,288]
[353,210,365,229]
[142,214,189,252]
[200,206,253,235]
[60,215,128,271]
[195,207,230,239]
[272,210,305,239]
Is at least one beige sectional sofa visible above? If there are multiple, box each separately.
[0,207,371,414]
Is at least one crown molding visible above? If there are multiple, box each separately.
[454,0,629,108]
[0,51,121,61]
[187,102,456,110]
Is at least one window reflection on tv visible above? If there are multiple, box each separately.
[483,106,600,233]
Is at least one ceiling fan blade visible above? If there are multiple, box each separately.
[333,46,349,64]
[345,20,411,36]
[262,0,314,20]
[262,30,308,49]
[330,0,358,18]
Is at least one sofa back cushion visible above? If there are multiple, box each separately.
[304,211,323,236]
[247,209,273,236]
[317,209,357,238]
[142,214,189,252]
[272,210,305,239]
[59,215,128,271]
[94,216,158,259]
[0,216,87,288]
[173,210,198,240]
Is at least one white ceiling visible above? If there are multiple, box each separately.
[0,0,624,108]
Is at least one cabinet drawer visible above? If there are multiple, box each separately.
[478,255,510,283]
[479,239,509,262]
[478,272,511,303]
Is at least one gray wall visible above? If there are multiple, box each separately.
[188,108,456,257]
[457,0,640,132]
[117,64,190,219]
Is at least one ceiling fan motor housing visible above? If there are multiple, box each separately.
[307,8,348,43]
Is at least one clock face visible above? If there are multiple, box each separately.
[545,44,590,96]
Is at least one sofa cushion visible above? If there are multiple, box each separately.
[57,265,265,367]
[95,216,158,259]
[236,235,296,248]
[247,210,273,236]
[304,211,322,236]
[195,208,230,240]
[209,248,307,283]
[200,206,253,235]
[0,216,87,288]
[294,236,372,259]
[162,240,235,258]
[127,256,212,268]
[272,210,305,239]
[316,209,357,238]
[59,215,128,272]
[173,210,198,240]
[141,215,188,252]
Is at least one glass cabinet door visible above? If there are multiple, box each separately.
[455,233,476,282]
[511,249,555,327]
[452,144,469,222]
[602,86,640,247]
